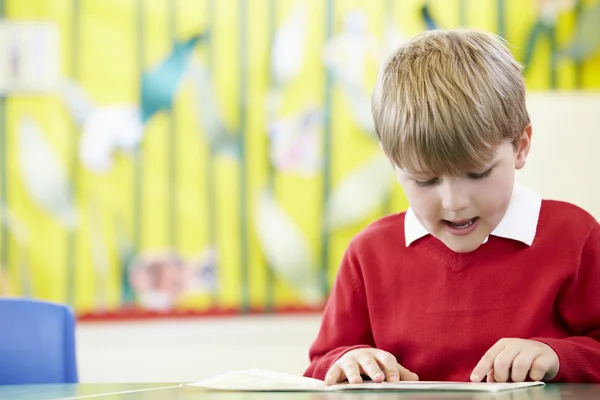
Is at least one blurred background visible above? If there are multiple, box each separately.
[0,0,599,383]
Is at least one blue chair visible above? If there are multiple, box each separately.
[0,298,78,385]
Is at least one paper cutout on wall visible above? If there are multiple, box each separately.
[524,0,578,73]
[421,3,440,30]
[255,189,322,305]
[268,108,322,175]
[127,248,218,311]
[190,62,236,156]
[141,34,206,122]
[79,105,144,172]
[326,154,394,230]
[558,3,600,62]
[61,81,144,173]
[128,251,188,311]
[323,11,378,88]
[322,10,380,138]
[61,80,94,126]
[186,247,218,294]
[271,3,309,87]
[17,117,76,227]
[338,80,376,136]
[537,0,577,25]
[0,21,60,94]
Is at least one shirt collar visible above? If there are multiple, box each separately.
[404,182,542,247]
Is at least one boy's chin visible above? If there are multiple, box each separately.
[440,236,485,253]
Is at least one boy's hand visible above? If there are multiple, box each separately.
[470,338,559,383]
[324,348,418,385]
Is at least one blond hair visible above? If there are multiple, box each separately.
[372,29,529,175]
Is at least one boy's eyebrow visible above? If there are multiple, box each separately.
[402,160,499,177]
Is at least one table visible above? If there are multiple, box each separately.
[0,383,598,400]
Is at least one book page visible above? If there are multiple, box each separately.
[186,369,545,392]
[329,381,545,392]
[186,369,326,391]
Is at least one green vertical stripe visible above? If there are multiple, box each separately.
[264,0,276,312]
[123,0,145,305]
[0,94,7,277]
[205,0,218,308]
[497,0,505,38]
[320,0,334,298]
[381,0,393,217]
[239,0,250,312]
[459,0,467,27]
[133,0,144,253]
[66,0,81,306]
[549,25,557,89]
[0,0,7,279]
[573,1,583,89]
[167,0,178,249]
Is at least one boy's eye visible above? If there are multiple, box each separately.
[414,177,439,187]
[467,168,493,180]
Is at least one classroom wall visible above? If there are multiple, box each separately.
[76,315,322,383]
[517,93,600,220]
[2,0,600,319]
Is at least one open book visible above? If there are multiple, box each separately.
[186,369,545,392]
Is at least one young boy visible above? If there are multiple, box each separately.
[304,29,600,384]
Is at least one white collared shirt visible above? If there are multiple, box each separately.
[404,182,542,247]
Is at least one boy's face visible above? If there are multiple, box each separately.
[394,127,532,253]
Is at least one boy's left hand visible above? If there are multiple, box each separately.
[470,338,559,383]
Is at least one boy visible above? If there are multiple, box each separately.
[304,30,600,384]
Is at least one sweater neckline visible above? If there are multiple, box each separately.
[414,235,525,272]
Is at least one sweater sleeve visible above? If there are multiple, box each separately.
[532,222,600,383]
[303,243,375,380]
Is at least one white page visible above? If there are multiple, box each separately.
[186,369,545,392]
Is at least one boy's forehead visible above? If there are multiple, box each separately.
[395,165,434,176]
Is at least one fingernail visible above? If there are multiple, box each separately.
[350,376,361,383]
[389,375,399,382]
[374,372,384,380]
[470,374,479,382]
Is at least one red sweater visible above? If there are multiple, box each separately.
[305,200,600,383]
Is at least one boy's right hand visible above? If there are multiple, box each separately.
[324,348,419,385]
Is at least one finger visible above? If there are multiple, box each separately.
[357,356,385,383]
[398,363,419,381]
[471,340,506,382]
[373,353,399,382]
[486,369,496,382]
[324,364,345,386]
[343,361,363,384]
[493,346,522,382]
[382,366,399,383]
[511,351,538,382]
[529,355,553,382]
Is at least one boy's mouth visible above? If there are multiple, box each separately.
[443,217,479,229]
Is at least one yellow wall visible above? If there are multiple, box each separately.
[0,0,598,315]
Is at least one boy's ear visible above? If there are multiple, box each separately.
[515,125,532,170]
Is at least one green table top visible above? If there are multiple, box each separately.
[0,383,597,400]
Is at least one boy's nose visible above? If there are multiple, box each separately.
[440,184,470,212]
